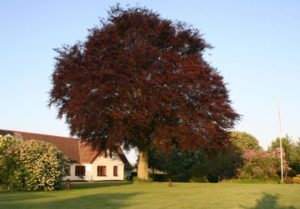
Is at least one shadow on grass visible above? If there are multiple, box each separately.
[0,192,139,209]
[241,193,296,209]
[63,181,133,190]
[0,181,133,192]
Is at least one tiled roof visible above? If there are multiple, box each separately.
[0,129,130,166]
[78,141,100,164]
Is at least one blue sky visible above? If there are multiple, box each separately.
[1,0,299,162]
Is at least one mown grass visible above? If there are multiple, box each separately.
[0,181,299,209]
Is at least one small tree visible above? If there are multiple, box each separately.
[49,5,239,180]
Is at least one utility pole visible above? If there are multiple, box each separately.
[276,99,284,184]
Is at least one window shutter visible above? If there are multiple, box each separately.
[75,165,85,176]
[97,166,107,176]
[113,166,118,176]
[109,150,113,158]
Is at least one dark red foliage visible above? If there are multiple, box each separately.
[50,5,239,153]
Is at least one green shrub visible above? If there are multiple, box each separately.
[150,173,168,182]
[12,140,68,191]
[190,176,208,183]
[284,177,294,184]
[238,150,279,181]
[0,135,20,190]
[132,177,153,183]
[292,174,300,184]
[0,135,68,191]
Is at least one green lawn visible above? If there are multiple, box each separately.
[0,182,299,209]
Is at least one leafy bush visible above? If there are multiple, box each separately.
[150,173,168,182]
[270,136,300,177]
[238,150,279,181]
[148,147,243,182]
[0,135,20,190]
[190,176,209,183]
[284,177,294,184]
[132,176,153,183]
[292,174,300,184]
[0,135,68,191]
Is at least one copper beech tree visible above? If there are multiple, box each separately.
[49,6,239,180]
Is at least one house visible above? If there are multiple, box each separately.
[0,129,131,181]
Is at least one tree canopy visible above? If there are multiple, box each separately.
[230,131,261,153]
[49,5,239,179]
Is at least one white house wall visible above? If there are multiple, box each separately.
[91,152,124,181]
[63,152,124,181]
[63,163,93,181]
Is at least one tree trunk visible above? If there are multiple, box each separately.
[137,149,149,180]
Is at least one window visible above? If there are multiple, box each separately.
[65,165,71,176]
[97,166,106,176]
[113,166,118,176]
[103,149,112,158]
[109,150,113,158]
[75,166,85,176]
